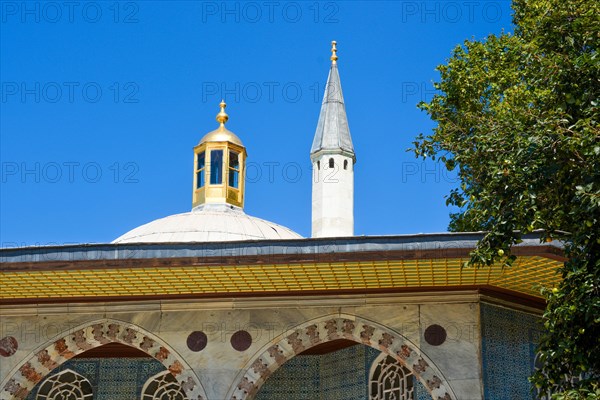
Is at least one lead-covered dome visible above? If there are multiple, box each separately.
[112,205,302,243]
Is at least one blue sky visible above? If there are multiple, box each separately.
[1,1,514,246]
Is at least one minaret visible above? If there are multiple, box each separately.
[311,41,356,237]
[192,101,247,210]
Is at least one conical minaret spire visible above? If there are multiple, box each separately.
[310,41,355,159]
[311,41,355,238]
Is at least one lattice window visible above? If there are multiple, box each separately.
[369,353,415,400]
[36,369,93,400]
[141,371,187,400]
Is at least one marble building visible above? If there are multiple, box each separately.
[0,43,562,400]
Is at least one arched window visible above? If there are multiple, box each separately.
[329,158,334,168]
[141,370,186,400]
[36,369,93,400]
[317,161,320,170]
[344,160,348,170]
[369,353,415,400]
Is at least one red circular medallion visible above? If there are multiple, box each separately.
[424,324,447,346]
[0,336,18,357]
[187,331,208,352]
[231,330,252,351]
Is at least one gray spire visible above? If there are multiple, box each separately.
[310,58,355,159]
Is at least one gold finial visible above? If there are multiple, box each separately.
[330,40,338,64]
[216,100,228,125]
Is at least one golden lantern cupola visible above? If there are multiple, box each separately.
[193,101,247,209]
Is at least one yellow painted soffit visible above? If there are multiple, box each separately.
[0,256,561,300]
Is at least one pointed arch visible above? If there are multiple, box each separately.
[1,319,206,400]
[227,314,455,400]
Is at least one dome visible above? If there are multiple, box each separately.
[197,100,243,146]
[199,125,243,146]
[112,205,302,243]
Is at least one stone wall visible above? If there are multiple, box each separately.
[23,348,431,400]
[0,294,484,399]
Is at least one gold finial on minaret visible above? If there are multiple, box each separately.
[330,40,338,64]
[216,100,228,126]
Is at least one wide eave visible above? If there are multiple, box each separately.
[0,233,564,306]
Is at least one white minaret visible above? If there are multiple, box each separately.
[311,41,356,238]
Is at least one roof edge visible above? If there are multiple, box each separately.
[0,232,564,265]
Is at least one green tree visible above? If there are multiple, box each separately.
[412,0,599,396]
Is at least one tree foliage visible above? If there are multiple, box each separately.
[412,0,599,396]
